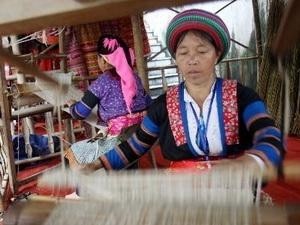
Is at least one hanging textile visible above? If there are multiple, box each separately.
[65,16,150,91]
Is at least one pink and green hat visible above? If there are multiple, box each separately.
[166,9,230,62]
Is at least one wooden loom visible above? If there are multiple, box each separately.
[9,71,103,129]
[0,0,300,224]
[3,164,300,225]
[0,0,207,197]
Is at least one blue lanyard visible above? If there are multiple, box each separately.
[189,82,217,155]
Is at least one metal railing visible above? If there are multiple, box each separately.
[147,55,259,96]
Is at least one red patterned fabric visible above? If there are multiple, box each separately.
[75,23,102,77]
[107,111,146,136]
[39,57,60,71]
[166,80,239,148]
[66,30,89,90]
[222,80,239,145]
[65,16,150,90]
[166,86,186,146]
[169,160,213,172]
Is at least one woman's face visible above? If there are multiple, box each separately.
[175,31,220,86]
[97,55,113,72]
[97,55,106,72]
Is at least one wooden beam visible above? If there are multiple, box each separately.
[10,83,41,98]
[0,0,207,35]
[11,104,54,120]
[15,153,61,166]
[131,14,149,92]
[12,95,44,108]
[251,0,263,82]
[272,0,300,55]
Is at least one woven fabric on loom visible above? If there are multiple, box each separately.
[34,72,102,129]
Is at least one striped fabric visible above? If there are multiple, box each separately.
[70,101,92,119]
[107,111,146,136]
[243,101,283,167]
[165,9,230,62]
[100,115,159,169]
[76,23,102,77]
[69,90,97,120]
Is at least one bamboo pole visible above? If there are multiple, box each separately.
[131,14,149,92]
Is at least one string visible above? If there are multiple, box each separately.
[16,97,20,173]
[189,81,217,156]
[8,27,66,47]
[34,71,104,129]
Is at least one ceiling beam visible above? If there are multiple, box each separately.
[0,0,213,35]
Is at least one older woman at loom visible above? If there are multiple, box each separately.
[87,9,284,174]
[65,34,151,170]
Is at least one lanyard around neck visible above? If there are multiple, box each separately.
[189,82,217,155]
[189,82,217,131]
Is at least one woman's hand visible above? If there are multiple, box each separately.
[77,159,104,175]
[66,99,77,107]
[235,154,262,169]
[212,154,263,174]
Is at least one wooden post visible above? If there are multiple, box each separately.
[0,40,17,194]
[252,0,263,82]
[161,70,167,92]
[226,61,231,79]
[131,14,149,92]
[16,73,35,158]
[59,28,67,73]
[59,28,75,145]
[239,61,245,85]
[12,38,35,159]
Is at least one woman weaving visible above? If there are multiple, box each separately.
[86,9,284,173]
[64,34,151,170]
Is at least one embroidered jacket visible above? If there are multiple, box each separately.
[70,70,151,123]
[100,78,284,170]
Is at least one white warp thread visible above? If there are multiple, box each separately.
[34,71,104,129]
[40,164,263,225]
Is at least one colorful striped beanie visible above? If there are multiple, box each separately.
[166,9,230,62]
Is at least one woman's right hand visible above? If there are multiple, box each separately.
[77,159,104,175]
[66,99,77,107]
